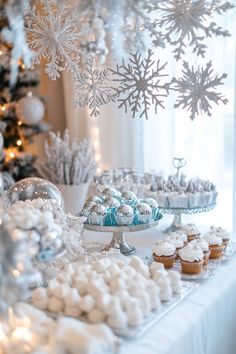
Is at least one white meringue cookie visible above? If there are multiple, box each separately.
[116,260,127,269]
[149,261,165,276]
[107,264,121,277]
[87,281,109,299]
[167,270,181,284]
[155,276,172,293]
[136,292,151,317]
[53,283,71,300]
[79,295,95,313]
[129,256,144,270]
[74,277,88,296]
[104,296,123,316]
[126,299,144,327]
[107,312,128,330]
[122,265,136,278]
[64,305,82,318]
[171,282,182,294]
[48,296,64,313]
[87,308,106,323]
[57,273,72,285]
[32,287,48,302]
[152,269,168,281]
[33,298,48,311]
[159,288,172,302]
[92,258,111,272]
[109,278,126,294]
[96,293,112,311]
[64,288,80,307]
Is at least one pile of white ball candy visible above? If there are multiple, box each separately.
[32,256,182,331]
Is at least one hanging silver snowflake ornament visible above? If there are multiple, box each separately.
[173,61,228,120]
[146,0,234,60]
[73,61,117,117]
[111,49,171,120]
[25,0,90,80]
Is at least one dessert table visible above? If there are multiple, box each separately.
[85,225,236,354]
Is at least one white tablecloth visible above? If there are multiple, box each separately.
[85,225,236,354]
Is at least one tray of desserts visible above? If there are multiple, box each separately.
[30,255,199,340]
[151,225,236,281]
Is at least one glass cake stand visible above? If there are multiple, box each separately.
[159,203,216,233]
[84,214,163,256]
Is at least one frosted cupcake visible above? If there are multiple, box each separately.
[210,226,230,247]
[169,231,188,246]
[152,241,176,269]
[165,235,184,259]
[203,232,224,259]
[182,223,200,242]
[179,244,204,274]
[190,238,210,266]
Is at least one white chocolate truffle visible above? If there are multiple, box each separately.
[107,312,128,330]
[87,308,106,323]
[53,283,71,300]
[126,299,144,327]
[48,296,64,313]
[64,288,80,307]
[87,281,109,299]
[149,262,165,276]
[64,305,82,318]
[109,278,126,294]
[92,258,111,272]
[74,277,88,296]
[79,295,95,313]
[96,293,112,311]
[152,269,168,281]
[122,265,136,278]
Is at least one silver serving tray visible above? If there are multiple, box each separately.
[114,281,198,339]
[40,281,198,340]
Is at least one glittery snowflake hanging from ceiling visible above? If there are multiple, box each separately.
[146,0,234,60]
[73,61,117,117]
[25,0,90,80]
[173,61,228,120]
[110,49,171,120]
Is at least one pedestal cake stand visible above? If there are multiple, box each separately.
[84,214,163,256]
[160,203,216,233]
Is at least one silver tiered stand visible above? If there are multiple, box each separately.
[84,215,163,256]
[160,203,216,234]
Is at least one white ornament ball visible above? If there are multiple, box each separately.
[16,96,45,125]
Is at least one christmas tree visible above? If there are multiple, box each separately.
[0,14,49,184]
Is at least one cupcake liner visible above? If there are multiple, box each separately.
[153,254,175,268]
[187,234,199,242]
[222,239,230,247]
[180,259,204,274]
[203,250,210,266]
[209,245,224,259]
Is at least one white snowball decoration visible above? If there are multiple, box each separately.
[16,95,45,125]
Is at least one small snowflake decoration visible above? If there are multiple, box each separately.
[25,0,89,80]
[73,61,117,117]
[147,0,234,60]
[173,61,228,120]
[111,49,171,120]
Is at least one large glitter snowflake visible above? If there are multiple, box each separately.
[173,61,228,120]
[25,0,89,80]
[111,49,171,120]
[73,61,117,117]
[146,0,234,60]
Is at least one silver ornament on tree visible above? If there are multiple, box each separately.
[4,177,64,209]
[15,93,45,125]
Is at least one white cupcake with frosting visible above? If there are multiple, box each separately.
[152,241,176,269]
[203,232,224,259]
[190,238,210,266]
[210,226,230,246]
[179,244,204,274]
[165,235,184,259]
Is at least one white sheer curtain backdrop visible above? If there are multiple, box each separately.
[62,9,236,231]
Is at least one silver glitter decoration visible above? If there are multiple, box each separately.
[136,202,152,224]
[115,204,134,225]
[121,191,138,205]
[102,187,121,198]
[25,0,89,80]
[5,177,64,209]
[88,204,107,225]
[111,49,171,119]
[103,196,121,209]
[147,0,234,60]
[73,61,117,117]
[173,61,228,120]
